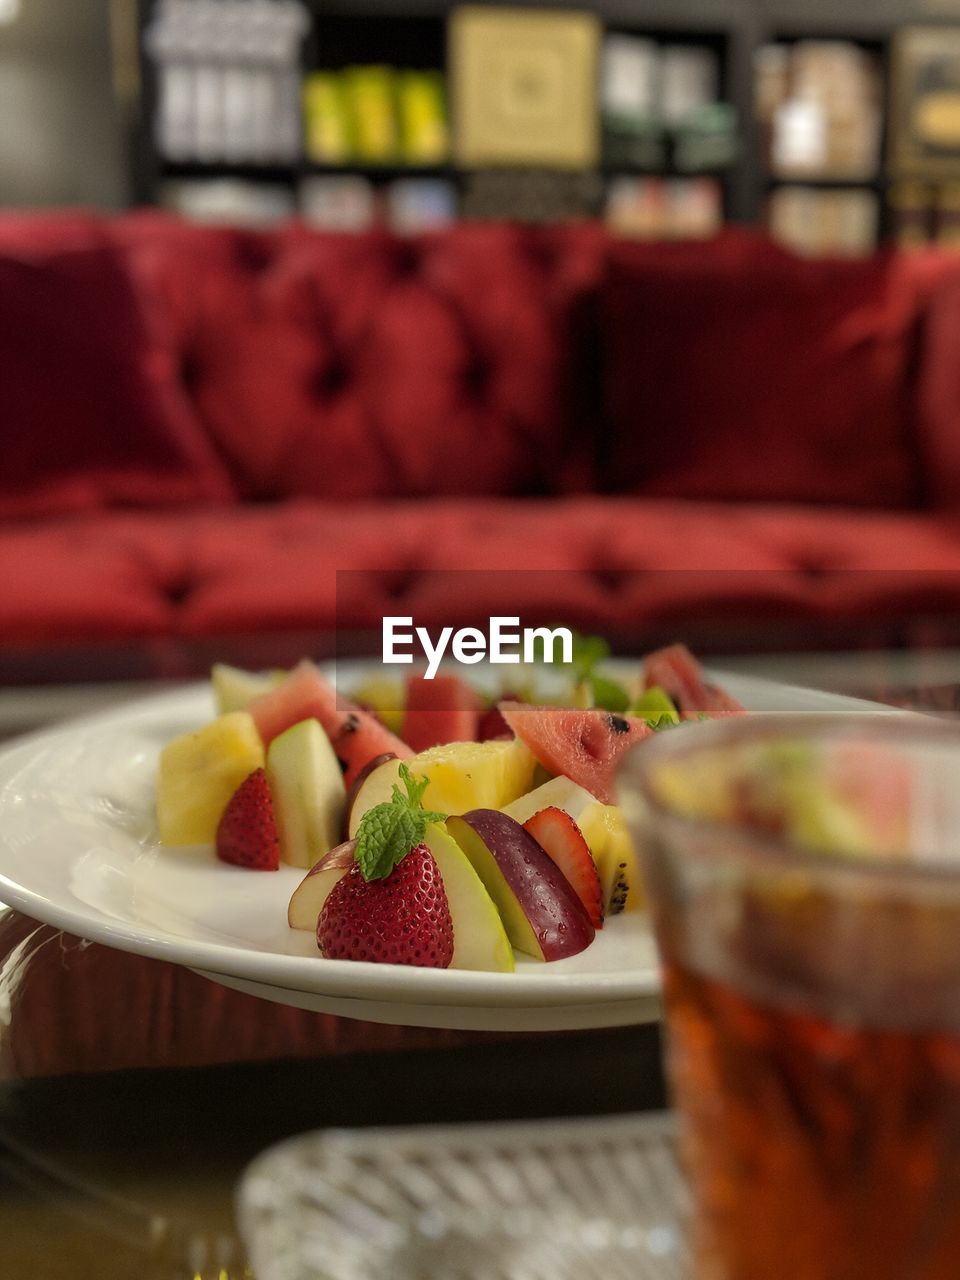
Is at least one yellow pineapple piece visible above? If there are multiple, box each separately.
[348,738,536,837]
[579,801,645,915]
[416,738,536,812]
[157,711,265,846]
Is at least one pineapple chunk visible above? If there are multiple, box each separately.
[157,711,265,846]
[348,738,536,838]
[578,802,645,916]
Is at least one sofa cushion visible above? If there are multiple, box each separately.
[0,237,231,519]
[601,232,924,508]
[0,516,182,643]
[113,216,571,502]
[6,501,960,659]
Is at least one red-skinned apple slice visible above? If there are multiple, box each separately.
[445,810,595,961]
[287,839,356,930]
[342,752,397,839]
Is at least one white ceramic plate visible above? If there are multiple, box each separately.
[0,667,900,1032]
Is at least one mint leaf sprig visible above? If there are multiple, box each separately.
[354,763,446,882]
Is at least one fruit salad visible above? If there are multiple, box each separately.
[155,641,744,972]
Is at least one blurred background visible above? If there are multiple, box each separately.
[4,0,960,253]
[8,0,960,726]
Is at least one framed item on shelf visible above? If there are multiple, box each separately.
[890,26,960,177]
[450,6,600,169]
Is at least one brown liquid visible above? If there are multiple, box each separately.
[663,958,960,1280]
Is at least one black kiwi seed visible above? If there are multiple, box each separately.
[608,863,630,914]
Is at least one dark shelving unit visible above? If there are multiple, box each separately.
[130,0,960,242]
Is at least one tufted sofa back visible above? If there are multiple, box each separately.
[110,212,603,503]
[3,209,960,519]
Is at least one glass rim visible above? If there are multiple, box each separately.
[621,711,960,888]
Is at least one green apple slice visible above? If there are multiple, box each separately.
[266,719,346,868]
[424,824,514,973]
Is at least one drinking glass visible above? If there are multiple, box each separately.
[619,714,960,1280]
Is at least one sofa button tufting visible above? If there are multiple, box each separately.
[378,568,419,600]
[463,357,491,399]
[796,561,832,580]
[163,575,194,607]
[310,358,351,401]
[179,350,203,395]
[591,567,632,593]
[392,243,421,278]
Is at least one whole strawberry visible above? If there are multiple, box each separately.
[317,842,453,967]
[215,768,280,870]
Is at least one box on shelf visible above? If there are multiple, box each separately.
[303,67,449,167]
[660,44,720,129]
[767,185,879,256]
[303,73,352,164]
[300,175,376,230]
[146,0,309,165]
[397,72,449,165]
[161,179,296,226]
[461,169,602,222]
[387,179,458,233]
[759,40,882,181]
[605,176,722,239]
[889,27,960,180]
[451,7,601,169]
[600,33,733,173]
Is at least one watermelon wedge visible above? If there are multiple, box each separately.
[498,703,652,805]
[249,661,413,787]
[643,644,745,717]
[248,661,338,746]
[401,673,483,754]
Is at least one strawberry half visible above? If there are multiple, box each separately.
[317,843,453,967]
[523,807,604,929]
[215,768,280,870]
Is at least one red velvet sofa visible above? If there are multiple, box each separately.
[5,209,960,686]
[7,211,960,1079]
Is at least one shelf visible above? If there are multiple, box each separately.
[137,0,928,236]
[305,162,454,179]
[159,161,301,184]
[764,174,888,190]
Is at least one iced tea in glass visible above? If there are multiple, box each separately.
[620,715,960,1280]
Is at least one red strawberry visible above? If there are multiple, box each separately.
[215,768,280,870]
[317,843,453,967]
[523,807,604,929]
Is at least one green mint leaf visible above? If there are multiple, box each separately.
[355,804,422,881]
[353,765,447,881]
[396,762,429,808]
